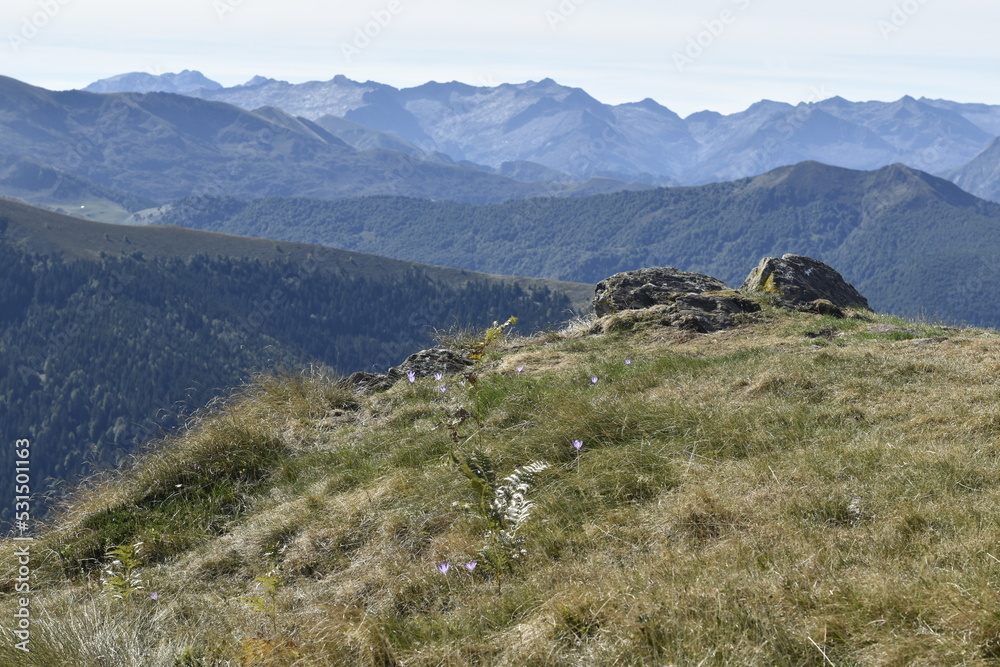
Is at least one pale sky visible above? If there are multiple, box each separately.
[3,0,998,116]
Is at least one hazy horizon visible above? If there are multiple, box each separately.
[49,69,987,121]
[4,0,998,117]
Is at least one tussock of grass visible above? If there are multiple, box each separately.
[7,307,1000,664]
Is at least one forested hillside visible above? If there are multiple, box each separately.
[148,161,1000,327]
[0,205,581,523]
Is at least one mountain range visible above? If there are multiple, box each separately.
[145,161,1000,329]
[85,71,1000,198]
[0,75,644,220]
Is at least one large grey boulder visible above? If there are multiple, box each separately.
[593,268,728,317]
[741,255,871,311]
[589,290,761,335]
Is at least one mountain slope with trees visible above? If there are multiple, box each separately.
[0,198,586,521]
[149,161,1000,328]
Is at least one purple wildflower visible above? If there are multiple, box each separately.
[590,376,599,385]
[434,372,443,381]
[439,385,447,393]
[465,561,477,572]
[407,371,416,383]
[573,440,583,451]
[437,562,451,575]
[516,366,524,374]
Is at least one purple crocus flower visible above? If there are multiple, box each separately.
[149,591,159,601]
[573,440,583,451]
[465,561,477,572]
[516,366,524,374]
[439,385,447,393]
[625,358,632,365]
[434,372,443,381]
[437,562,451,575]
[590,376,599,385]
[407,371,416,383]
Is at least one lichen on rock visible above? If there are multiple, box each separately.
[593,267,728,317]
[740,254,870,311]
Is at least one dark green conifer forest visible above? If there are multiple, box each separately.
[0,242,574,522]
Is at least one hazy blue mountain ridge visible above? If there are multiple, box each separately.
[0,76,646,213]
[82,71,1000,196]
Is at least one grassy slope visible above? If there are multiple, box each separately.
[4,302,1000,665]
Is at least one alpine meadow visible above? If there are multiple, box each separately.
[6,8,1000,662]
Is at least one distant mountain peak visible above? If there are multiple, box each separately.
[84,70,222,95]
[239,75,285,88]
[871,161,980,208]
[685,109,723,121]
[631,97,668,110]
[746,99,794,113]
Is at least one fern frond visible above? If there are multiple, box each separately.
[452,450,497,517]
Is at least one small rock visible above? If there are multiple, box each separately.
[390,348,474,379]
[339,348,474,394]
[847,497,864,525]
[797,299,844,318]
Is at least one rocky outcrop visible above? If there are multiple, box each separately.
[593,268,728,317]
[667,291,762,332]
[339,348,474,393]
[590,255,870,335]
[591,290,761,335]
[740,255,870,311]
[393,349,474,378]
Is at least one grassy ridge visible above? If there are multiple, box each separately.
[4,303,1000,665]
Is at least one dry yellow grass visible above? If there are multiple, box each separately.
[4,303,1000,665]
